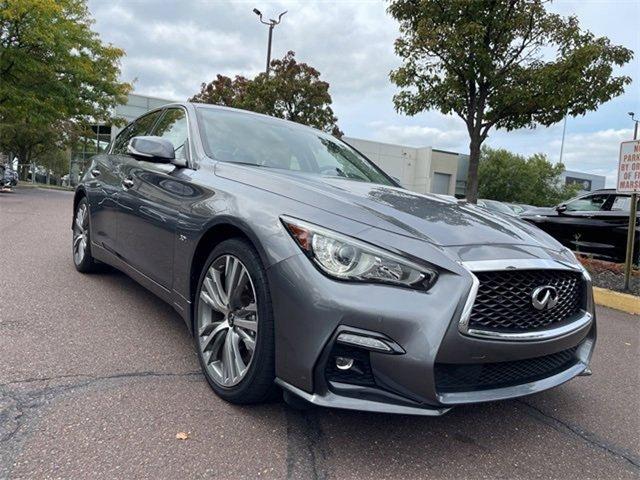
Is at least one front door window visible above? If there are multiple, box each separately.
[564,194,610,212]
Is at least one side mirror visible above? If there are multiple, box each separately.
[127,136,175,163]
[556,204,567,213]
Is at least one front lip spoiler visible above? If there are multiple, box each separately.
[275,378,451,416]
[437,361,588,405]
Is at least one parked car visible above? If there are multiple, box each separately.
[507,203,536,215]
[520,189,639,262]
[72,104,595,416]
[1,165,18,190]
[477,198,518,216]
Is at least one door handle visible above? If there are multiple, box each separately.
[122,178,134,189]
[91,169,101,177]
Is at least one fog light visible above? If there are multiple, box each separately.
[335,356,354,371]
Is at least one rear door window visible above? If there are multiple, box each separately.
[610,195,637,212]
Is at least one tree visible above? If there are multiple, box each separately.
[0,0,131,164]
[478,146,579,206]
[189,74,251,109]
[190,51,342,136]
[388,0,633,202]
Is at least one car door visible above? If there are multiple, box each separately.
[116,107,191,288]
[86,123,138,255]
[596,194,640,260]
[551,192,613,253]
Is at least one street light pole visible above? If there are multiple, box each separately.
[253,8,287,76]
[623,112,639,290]
[559,113,568,164]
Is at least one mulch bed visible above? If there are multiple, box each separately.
[576,255,640,296]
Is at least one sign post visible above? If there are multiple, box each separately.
[617,137,640,291]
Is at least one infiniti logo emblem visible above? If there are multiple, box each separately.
[531,286,559,311]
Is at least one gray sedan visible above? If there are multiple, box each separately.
[72,103,596,415]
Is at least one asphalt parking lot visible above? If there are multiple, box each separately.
[0,187,639,479]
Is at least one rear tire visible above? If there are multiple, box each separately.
[194,238,277,404]
[72,198,99,273]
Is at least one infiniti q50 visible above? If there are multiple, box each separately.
[72,103,595,415]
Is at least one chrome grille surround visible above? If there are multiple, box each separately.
[459,259,593,342]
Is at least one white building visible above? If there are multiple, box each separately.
[343,137,463,196]
[560,169,606,194]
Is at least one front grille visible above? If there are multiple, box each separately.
[435,346,579,393]
[469,269,584,332]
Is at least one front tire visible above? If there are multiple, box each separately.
[194,238,276,404]
[72,198,99,273]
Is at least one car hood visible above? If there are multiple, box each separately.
[215,163,565,250]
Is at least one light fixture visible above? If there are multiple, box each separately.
[335,357,354,371]
[337,333,392,353]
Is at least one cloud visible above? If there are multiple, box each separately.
[485,126,634,187]
[366,116,468,149]
[88,0,400,101]
[87,0,639,182]
[555,129,633,186]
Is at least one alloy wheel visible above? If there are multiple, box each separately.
[197,254,259,387]
[73,203,89,265]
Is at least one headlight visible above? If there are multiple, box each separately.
[281,217,438,290]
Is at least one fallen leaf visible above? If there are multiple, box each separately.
[176,432,189,440]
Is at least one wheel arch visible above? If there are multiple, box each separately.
[188,219,269,319]
[72,187,87,229]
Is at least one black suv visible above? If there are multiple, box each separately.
[521,189,639,262]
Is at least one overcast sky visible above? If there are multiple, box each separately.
[88,0,640,186]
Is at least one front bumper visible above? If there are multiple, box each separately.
[268,253,596,415]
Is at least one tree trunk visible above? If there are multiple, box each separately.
[466,134,482,203]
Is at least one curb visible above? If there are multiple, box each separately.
[593,287,640,315]
[15,184,73,192]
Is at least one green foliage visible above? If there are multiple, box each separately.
[478,147,580,206]
[190,51,342,136]
[388,0,633,202]
[0,0,131,163]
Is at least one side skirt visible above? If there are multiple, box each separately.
[91,242,192,330]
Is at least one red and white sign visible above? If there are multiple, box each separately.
[617,139,640,193]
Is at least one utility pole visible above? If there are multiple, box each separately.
[623,112,639,291]
[253,8,287,75]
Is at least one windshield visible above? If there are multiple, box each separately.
[196,107,394,185]
[481,199,514,215]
